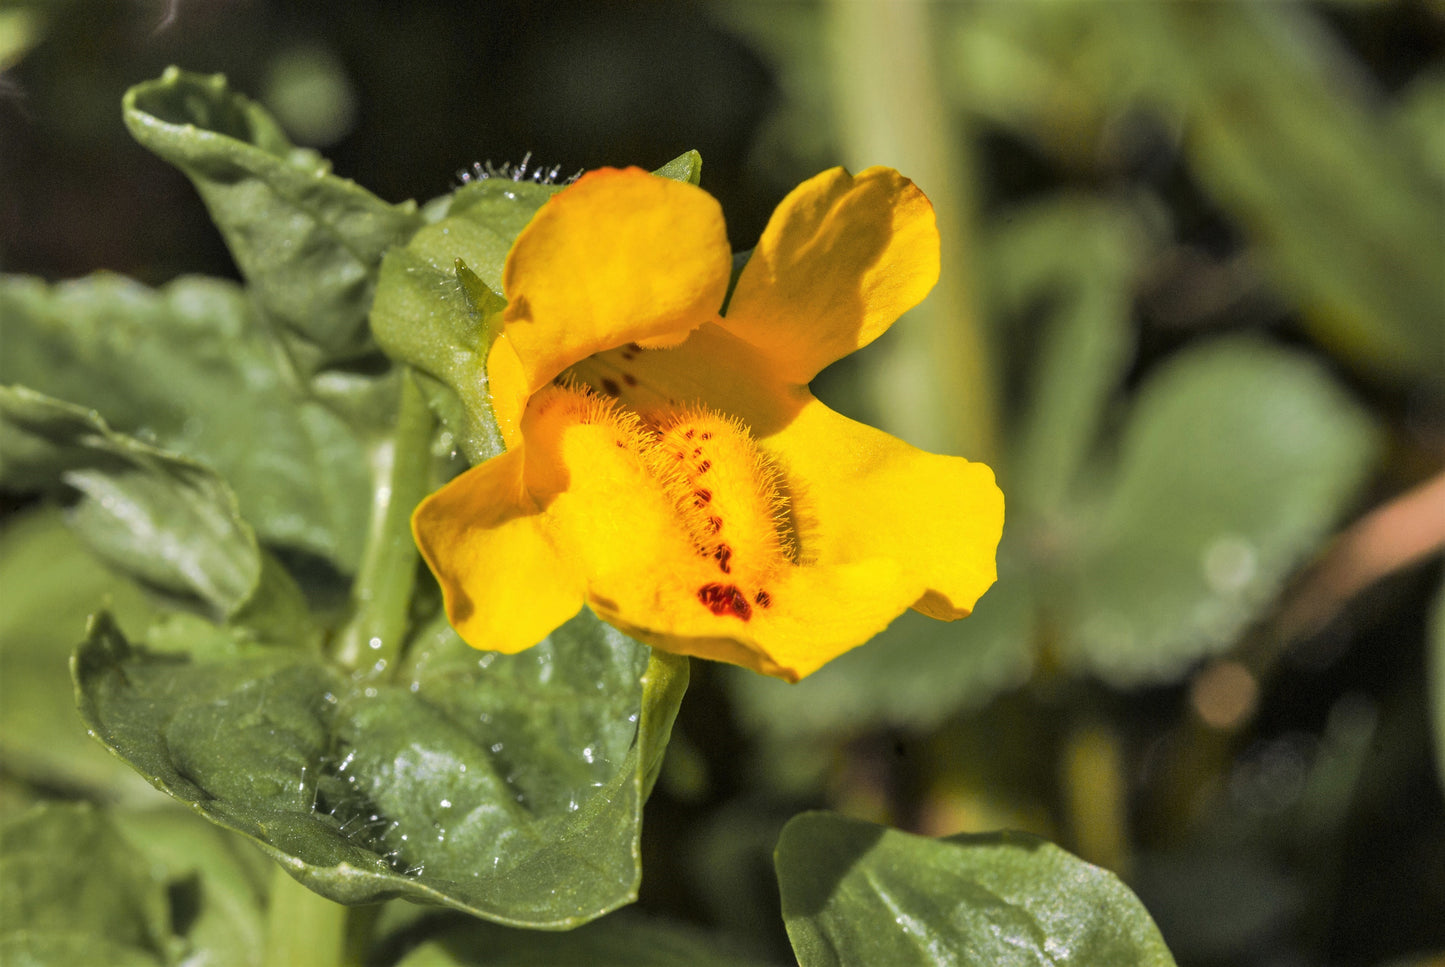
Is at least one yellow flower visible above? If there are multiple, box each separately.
[413,165,1003,682]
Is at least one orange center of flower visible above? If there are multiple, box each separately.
[524,382,794,620]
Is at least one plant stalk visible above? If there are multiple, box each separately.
[825,0,999,464]
[263,865,356,967]
[332,370,435,674]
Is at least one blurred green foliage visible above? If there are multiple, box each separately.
[1,2,1442,965]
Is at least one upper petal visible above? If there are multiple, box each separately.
[760,398,1004,620]
[501,167,732,393]
[722,166,940,384]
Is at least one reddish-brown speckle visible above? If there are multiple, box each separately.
[692,488,712,507]
[705,515,723,534]
[698,582,752,620]
[755,590,772,608]
[623,373,638,386]
[712,544,733,574]
[697,459,712,474]
[684,428,696,440]
[699,432,712,441]
[601,378,621,396]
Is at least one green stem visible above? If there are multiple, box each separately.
[263,865,355,967]
[825,0,999,464]
[332,371,435,674]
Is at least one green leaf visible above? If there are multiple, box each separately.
[1063,338,1378,685]
[1,802,178,967]
[394,911,767,967]
[775,812,1177,967]
[74,608,688,927]
[122,67,421,365]
[0,273,373,571]
[0,507,161,801]
[112,807,270,967]
[0,385,291,621]
[1141,4,1445,382]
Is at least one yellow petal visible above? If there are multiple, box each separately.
[761,398,1003,620]
[413,449,586,653]
[722,166,941,384]
[588,557,916,683]
[501,167,732,393]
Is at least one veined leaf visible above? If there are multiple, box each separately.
[74,608,688,927]
[1,803,178,967]
[0,273,372,571]
[123,67,421,367]
[0,385,304,624]
[776,812,1177,967]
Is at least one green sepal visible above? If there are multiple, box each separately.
[371,182,555,465]
[654,149,704,185]
[74,608,688,928]
[776,812,1177,967]
[122,67,422,368]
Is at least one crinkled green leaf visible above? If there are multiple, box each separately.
[0,385,307,625]
[1063,338,1378,685]
[1,803,178,967]
[776,812,1177,967]
[122,67,421,366]
[394,911,767,967]
[0,273,372,571]
[0,507,160,800]
[74,608,687,927]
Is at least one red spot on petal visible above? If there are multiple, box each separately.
[699,432,712,441]
[705,515,723,534]
[623,372,638,386]
[601,378,621,396]
[692,488,712,507]
[754,590,772,608]
[697,582,752,620]
[712,544,733,573]
[684,428,696,440]
[697,459,712,474]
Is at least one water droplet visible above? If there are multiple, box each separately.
[581,746,595,764]
[490,742,504,753]
[368,636,384,650]
[439,798,452,808]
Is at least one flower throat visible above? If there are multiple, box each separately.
[525,382,796,621]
